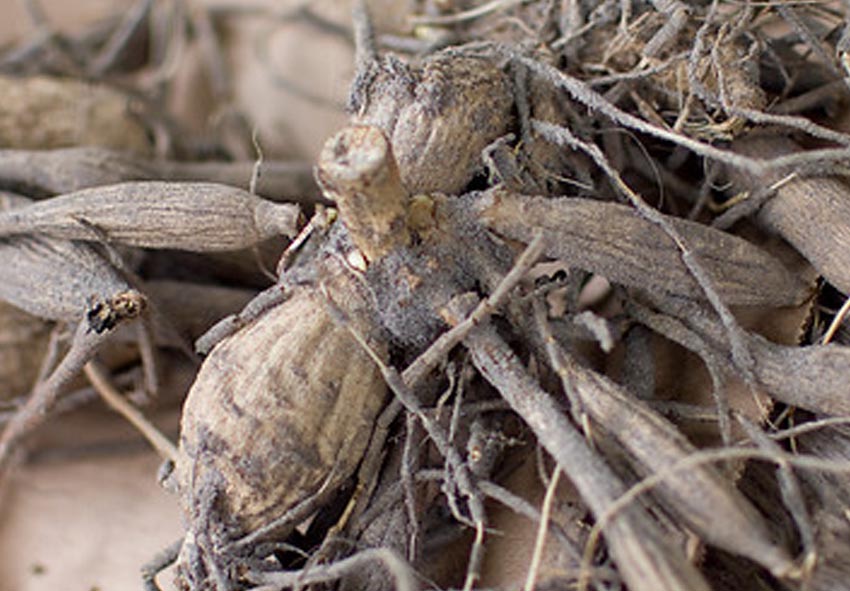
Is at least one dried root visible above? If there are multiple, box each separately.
[3,2,850,591]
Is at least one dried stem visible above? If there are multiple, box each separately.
[466,323,712,591]
[317,125,409,262]
[581,445,850,585]
[247,547,415,591]
[324,293,487,590]
[524,466,560,591]
[823,295,850,344]
[530,119,756,380]
[83,360,178,463]
[533,299,794,577]
[0,290,146,470]
[738,415,815,577]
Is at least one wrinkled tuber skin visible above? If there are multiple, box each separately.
[351,49,515,194]
[172,127,505,588]
[174,225,387,586]
[174,226,390,587]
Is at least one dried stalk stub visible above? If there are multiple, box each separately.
[729,135,850,295]
[0,75,151,154]
[352,51,514,194]
[0,182,301,252]
[317,125,409,262]
[474,188,809,307]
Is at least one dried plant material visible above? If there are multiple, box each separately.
[478,451,586,590]
[651,295,850,417]
[467,323,713,591]
[8,2,850,590]
[791,424,850,591]
[169,123,516,589]
[620,330,768,447]
[682,27,768,140]
[0,181,300,252]
[174,284,387,586]
[0,290,147,469]
[87,290,148,334]
[708,42,766,118]
[247,547,416,590]
[474,188,809,307]
[0,146,153,194]
[746,336,850,417]
[0,191,132,321]
[0,223,131,321]
[159,160,318,204]
[84,360,178,463]
[738,416,815,572]
[616,272,814,446]
[0,147,319,200]
[170,129,406,588]
[317,125,409,262]
[535,302,796,578]
[352,48,514,194]
[0,75,151,154]
[0,192,167,469]
[728,135,850,295]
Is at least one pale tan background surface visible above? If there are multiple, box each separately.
[0,405,183,591]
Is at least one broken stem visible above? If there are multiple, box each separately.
[0,290,146,470]
[317,125,409,262]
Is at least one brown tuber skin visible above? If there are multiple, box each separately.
[172,125,499,588]
[352,51,515,194]
[175,287,387,538]
[174,244,391,586]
